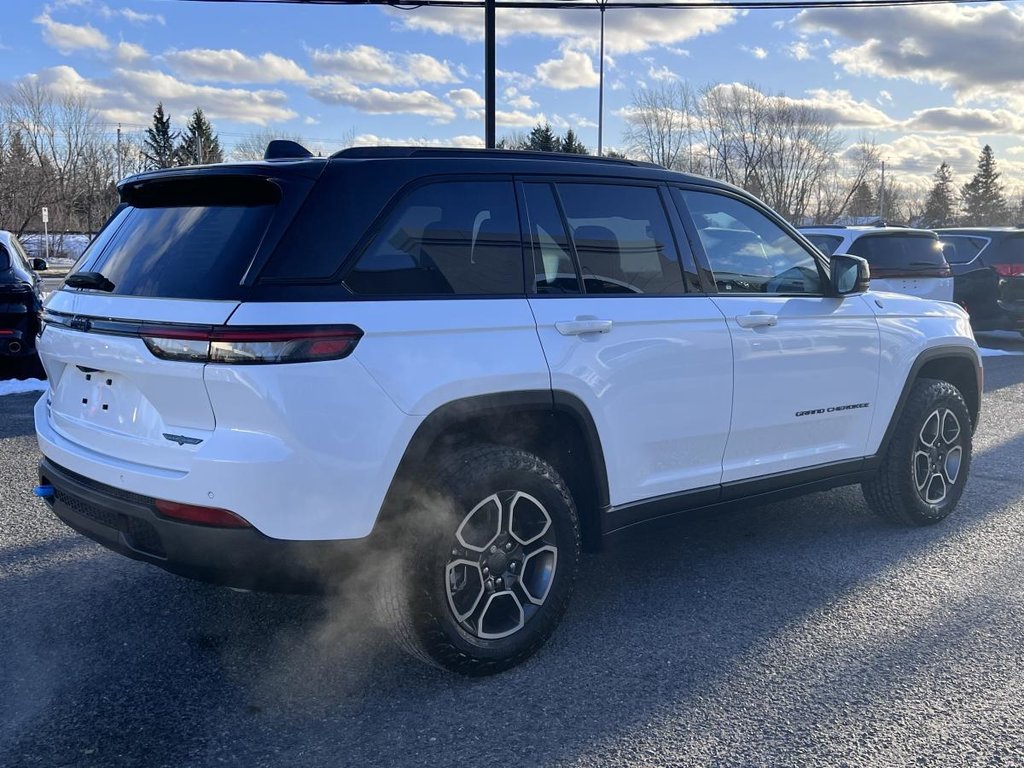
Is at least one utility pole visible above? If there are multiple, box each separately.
[485,0,496,148]
[597,1,606,156]
[879,160,886,222]
[116,124,122,180]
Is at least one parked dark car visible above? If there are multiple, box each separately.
[936,228,1024,334]
[0,230,47,366]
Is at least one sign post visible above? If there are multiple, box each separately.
[41,207,49,260]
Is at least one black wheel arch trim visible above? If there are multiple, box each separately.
[380,389,610,516]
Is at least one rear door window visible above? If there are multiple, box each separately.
[937,235,989,264]
[555,183,685,296]
[345,181,523,296]
[847,234,945,272]
[522,183,581,295]
[0,245,10,271]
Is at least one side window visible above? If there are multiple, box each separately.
[346,181,523,296]
[804,234,844,257]
[557,183,686,296]
[677,189,824,295]
[522,183,581,295]
[0,245,10,271]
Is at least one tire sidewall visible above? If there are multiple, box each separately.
[893,381,973,524]
[414,451,580,665]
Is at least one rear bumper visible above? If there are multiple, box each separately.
[39,458,372,593]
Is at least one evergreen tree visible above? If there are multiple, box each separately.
[526,122,560,152]
[960,145,1008,226]
[177,108,223,166]
[921,162,956,227]
[847,181,876,218]
[142,103,177,170]
[560,128,588,155]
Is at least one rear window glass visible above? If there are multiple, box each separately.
[938,236,989,264]
[0,245,10,271]
[847,234,945,270]
[78,205,273,299]
[804,234,844,257]
[345,181,523,296]
[993,235,1024,266]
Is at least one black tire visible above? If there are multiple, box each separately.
[862,378,973,526]
[376,444,581,676]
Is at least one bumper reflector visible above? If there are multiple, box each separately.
[154,499,252,528]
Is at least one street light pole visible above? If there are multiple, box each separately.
[485,0,496,148]
[597,1,605,156]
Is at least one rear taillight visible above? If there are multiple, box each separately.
[154,499,252,528]
[992,264,1024,278]
[141,325,363,364]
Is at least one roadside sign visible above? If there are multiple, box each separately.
[41,207,48,223]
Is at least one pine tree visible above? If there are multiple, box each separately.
[960,145,1008,226]
[142,103,177,170]
[177,108,223,166]
[921,162,956,227]
[526,122,560,153]
[560,128,588,155]
[847,181,876,218]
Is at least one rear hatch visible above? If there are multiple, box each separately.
[40,165,320,471]
[847,232,952,299]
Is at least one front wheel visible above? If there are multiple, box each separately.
[862,378,973,526]
[377,445,581,676]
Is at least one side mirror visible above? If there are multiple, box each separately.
[830,253,870,296]
[32,258,48,271]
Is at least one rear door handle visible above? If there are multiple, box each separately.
[555,318,614,336]
[735,311,778,329]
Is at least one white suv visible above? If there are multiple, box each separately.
[34,146,982,675]
[801,226,954,302]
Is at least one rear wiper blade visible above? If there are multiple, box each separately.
[65,271,115,292]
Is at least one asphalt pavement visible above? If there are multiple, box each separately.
[2,340,1024,767]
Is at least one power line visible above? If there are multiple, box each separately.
[171,0,1005,9]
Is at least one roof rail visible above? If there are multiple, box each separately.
[330,146,660,168]
[264,140,313,160]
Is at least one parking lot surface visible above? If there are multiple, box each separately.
[2,337,1024,767]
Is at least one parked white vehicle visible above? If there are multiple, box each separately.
[34,145,982,675]
[800,226,955,302]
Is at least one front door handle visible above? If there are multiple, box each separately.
[736,311,778,329]
[556,318,614,336]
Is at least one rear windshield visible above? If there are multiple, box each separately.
[847,234,946,269]
[804,234,844,257]
[72,177,277,300]
[937,235,989,264]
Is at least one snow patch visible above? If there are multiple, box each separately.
[0,378,47,396]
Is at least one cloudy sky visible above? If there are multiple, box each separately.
[5,0,1024,195]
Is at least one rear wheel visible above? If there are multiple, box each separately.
[862,378,972,526]
[377,445,580,676]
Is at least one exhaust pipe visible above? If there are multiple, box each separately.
[8,341,21,354]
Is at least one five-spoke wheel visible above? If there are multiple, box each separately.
[913,407,963,505]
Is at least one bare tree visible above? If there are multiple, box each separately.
[622,82,701,171]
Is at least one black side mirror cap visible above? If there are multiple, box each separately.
[31,258,48,271]
[830,253,870,296]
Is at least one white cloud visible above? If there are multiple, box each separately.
[535,50,599,90]
[447,88,484,109]
[504,88,536,110]
[743,46,768,60]
[497,69,537,91]
[878,90,893,104]
[165,49,309,84]
[647,65,681,83]
[569,113,598,129]
[308,77,455,121]
[353,133,485,148]
[902,107,1024,135]
[788,41,813,61]
[99,5,165,25]
[34,12,109,54]
[309,45,456,86]
[114,41,147,64]
[392,6,737,55]
[797,3,1024,107]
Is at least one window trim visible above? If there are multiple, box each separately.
[337,173,529,300]
[671,184,831,298]
[519,174,694,299]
